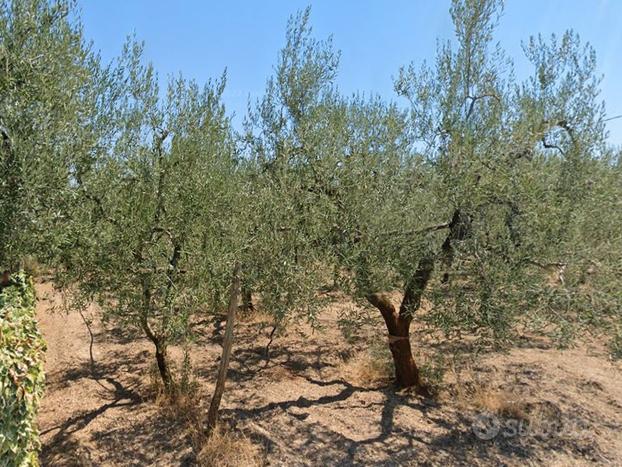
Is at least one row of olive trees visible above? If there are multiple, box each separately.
[3,0,621,406]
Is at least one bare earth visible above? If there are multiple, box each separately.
[35,281,622,466]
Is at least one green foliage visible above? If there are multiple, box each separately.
[2,0,621,397]
[323,0,621,345]
[57,38,242,391]
[242,7,344,326]
[0,273,45,466]
[0,0,102,267]
[242,2,622,349]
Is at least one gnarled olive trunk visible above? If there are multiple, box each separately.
[367,293,423,389]
[367,255,434,395]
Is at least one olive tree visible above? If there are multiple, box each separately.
[244,9,443,392]
[0,0,100,268]
[344,0,618,391]
[278,0,621,393]
[62,40,242,394]
[241,7,341,329]
[325,97,440,392]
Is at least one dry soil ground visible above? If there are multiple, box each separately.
[35,280,622,466]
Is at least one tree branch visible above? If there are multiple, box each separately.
[399,255,434,321]
[383,221,451,239]
[465,93,500,122]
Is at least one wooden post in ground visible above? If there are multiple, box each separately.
[206,263,241,431]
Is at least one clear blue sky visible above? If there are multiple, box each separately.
[78,1,622,145]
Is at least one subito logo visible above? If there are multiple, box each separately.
[471,412,500,440]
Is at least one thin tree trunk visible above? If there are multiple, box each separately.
[241,284,254,313]
[78,309,98,377]
[155,341,174,394]
[140,312,175,395]
[264,323,278,362]
[206,263,241,431]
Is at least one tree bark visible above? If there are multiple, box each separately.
[206,263,241,431]
[441,209,471,283]
[367,293,428,395]
[365,209,469,393]
[240,284,254,313]
[140,311,175,396]
[154,341,174,395]
[367,255,434,395]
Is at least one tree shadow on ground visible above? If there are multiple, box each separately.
[43,347,151,394]
[194,343,345,386]
[40,348,198,466]
[40,307,605,466]
[220,374,588,466]
[40,371,143,465]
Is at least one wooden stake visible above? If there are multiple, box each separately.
[206,263,241,431]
